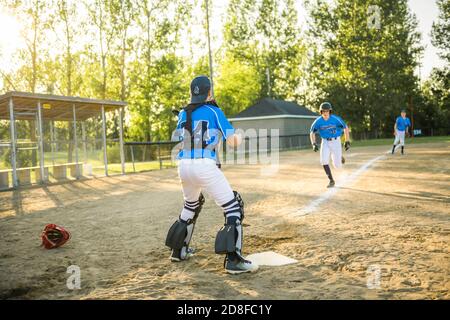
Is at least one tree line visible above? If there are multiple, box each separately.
[0,0,449,142]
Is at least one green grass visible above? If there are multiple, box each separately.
[108,161,175,174]
[351,135,450,148]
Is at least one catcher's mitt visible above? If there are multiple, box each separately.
[41,224,71,249]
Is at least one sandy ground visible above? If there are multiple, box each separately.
[0,141,449,300]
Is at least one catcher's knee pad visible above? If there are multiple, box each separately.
[166,193,205,255]
[215,191,244,257]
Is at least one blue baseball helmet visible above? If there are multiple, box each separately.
[319,102,333,113]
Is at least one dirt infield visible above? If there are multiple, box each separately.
[0,141,449,299]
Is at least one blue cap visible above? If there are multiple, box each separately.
[190,76,211,104]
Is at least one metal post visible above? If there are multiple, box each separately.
[9,98,18,188]
[158,143,162,170]
[410,96,414,139]
[54,122,58,152]
[72,104,79,178]
[118,107,125,174]
[81,122,87,162]
[130,145,136,172]
[101,105,108,176]
[37,101,45,183]
[50,121,55,166]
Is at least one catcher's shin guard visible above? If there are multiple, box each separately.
[215,191,245,262]
[166,193,205,261]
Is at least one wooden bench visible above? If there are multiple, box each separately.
[17,168,32,185]
[51,163,83,180]
[0,167,47,188]
[67,163,83,178]
[52,164,67,180]
[0,162,84,189]
[35,167,49,182]
[0,170,9,189]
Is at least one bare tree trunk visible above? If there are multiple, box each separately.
[30,0,39,167]
[65,19,72,96]
[98,2,107,100]
[120,16,127,102]
[60,1,75,163]
[146,2,152,142]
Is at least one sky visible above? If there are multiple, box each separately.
[0,0,446,85]
[408,0,446,78]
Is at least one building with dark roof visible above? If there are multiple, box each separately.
[229,98,319,149]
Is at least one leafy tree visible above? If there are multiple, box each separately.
[215,53,261,116]
[425,0,450,134]
[223,0,307,111]
[431,0,450,63]
[305,0,423,138]
[1,0,53,165]
[127,0,191,142]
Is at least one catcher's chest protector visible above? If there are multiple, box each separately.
[41,224,71,249]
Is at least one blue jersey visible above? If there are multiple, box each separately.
[395,116,411,131]
[174,104,235,160]
[310,115,347,139]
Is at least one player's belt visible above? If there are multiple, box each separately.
[325,137,339,141]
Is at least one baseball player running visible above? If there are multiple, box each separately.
[165,75,258,274]
[391,109,411,155]
[310,102,350,188]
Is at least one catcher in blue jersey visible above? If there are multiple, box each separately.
[310,102,351,188]
[165,75,258,275]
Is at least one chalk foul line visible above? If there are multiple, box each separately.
[290,152,388,217]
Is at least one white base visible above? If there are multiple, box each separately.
[246,251,298,266]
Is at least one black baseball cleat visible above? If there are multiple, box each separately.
[225,257,258,274]
[170,248,195,262]
[341,156,346,164]
[327,180,335,188]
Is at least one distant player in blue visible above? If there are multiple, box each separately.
[310,102,350,188]
[166,75,258,275]
[392,109,411,155]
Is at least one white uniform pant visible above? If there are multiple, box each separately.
[320,137,342,169]
[178,158,234,220]
[393,130,405,146]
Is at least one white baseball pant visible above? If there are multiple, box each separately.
[178,158,235,221]
[393,130,406,146]
[320,137,343,169]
